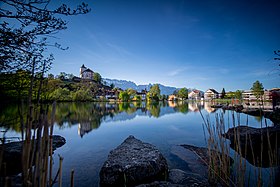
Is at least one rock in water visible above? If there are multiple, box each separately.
[99,135,168,187]
[0,135,66,176]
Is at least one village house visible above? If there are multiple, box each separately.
[188,89,204,100]
[80,64,94,80]
[105,90,118,100]
[204,89,219,100]
[242,89,277,102]
[168,94,177,101]
[136,90,148,101]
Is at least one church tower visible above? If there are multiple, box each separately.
[80,64,86,78]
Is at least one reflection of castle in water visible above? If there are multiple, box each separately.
[56,102,217,138]
[78,122,92,138]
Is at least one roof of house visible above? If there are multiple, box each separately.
[191,89,200,94]
[206,89,219,94]
[81,64,86,68]
[83,68,94,73]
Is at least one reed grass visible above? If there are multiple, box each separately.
[200,105,278,186]
[1,57,74,186]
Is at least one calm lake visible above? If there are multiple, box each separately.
[0,101,276,186]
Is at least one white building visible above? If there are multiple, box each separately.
[80,64,94,80]
[204,89,219,100]
[188,89,203,100]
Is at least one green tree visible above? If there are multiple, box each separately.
[93,72,102,83]
[148,84,161,101]
[72,89,93,101]
[48,73,54,79]
[221,88,226,99]
[225,91,235,99]
[0,70,31,101]
[178,87,188,100]
[1,1,90,186]
[251,80,264,100]
[162,94,167,101]
[127,88,136,98]
[68,73,74,80]
[58,72,67,80]
[134,95,142,102]
[1,0,90,73]
[119,90,130,102]
[49,87,71,101]
[235,90,243,100]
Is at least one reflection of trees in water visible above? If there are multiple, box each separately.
[174,102,189,114]
[118,102,137,114]
[0,103,24,132]
[147,102,161,118]
[1,101,201,134]
[55,103,116,128]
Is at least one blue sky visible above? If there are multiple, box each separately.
[49,0,280,91]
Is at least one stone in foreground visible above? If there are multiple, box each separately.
[0,135,66,176]
[99,135,168,187]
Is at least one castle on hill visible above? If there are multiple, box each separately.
[80,64,94,80]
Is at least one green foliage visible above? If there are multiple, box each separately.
[49,88,71,101]
[119,91,130,101]
[147,103,160,117]
[93,72,102,83]
[118,102,136,114]
[72,89,93,101]
[110,83,115,89]
[176,103,189,113]
[127,88,137,99]
[225,91,236,99]
[221,88,226,99]
[251,80,264,100]
[48,74,54,79]
[235,90,243,100]
[0,70,31,101]
[148,84,161,101]
[57,72,75,80]
[162,94,167,100]
[178,87,188,100]
[134,95,142,102]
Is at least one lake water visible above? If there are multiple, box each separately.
[0,101,277,186]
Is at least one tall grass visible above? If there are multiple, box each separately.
[0,102,67,186]
[200,108,278,186]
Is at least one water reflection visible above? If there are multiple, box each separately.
[55,101,193,137]
[0,101,277,186]
[204,101,218,113]
[0,101,274,138]
[188,101,203,112]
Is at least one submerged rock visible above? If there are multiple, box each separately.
[99,135,168,187]
[136,164,210,186]
[0,135,66,176]
[168,169,208,186]
[223,125,280,167]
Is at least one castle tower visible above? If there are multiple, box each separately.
[80,64,86,78]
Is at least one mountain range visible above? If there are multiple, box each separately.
[103,78,179,95]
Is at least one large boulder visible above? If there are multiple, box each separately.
[99,135,168,187]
